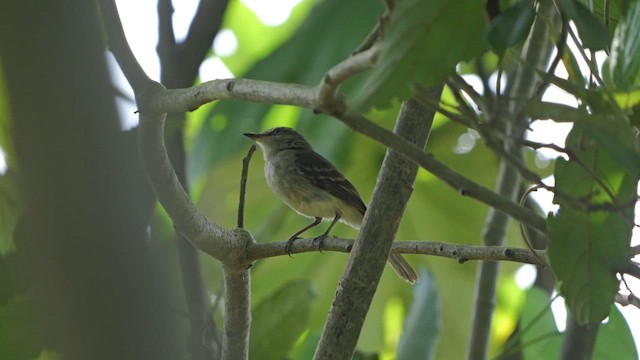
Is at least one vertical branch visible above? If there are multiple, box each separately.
[313,88,442,359]
[560,314,599,359]
[465,1,559,359]
[238,144,257,228]
[222,264,251,360]
[156,2,230,359]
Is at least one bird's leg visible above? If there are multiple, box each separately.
[285,217,322,256]
[314,214,341,252]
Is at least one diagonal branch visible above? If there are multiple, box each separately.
[99,0,153,92]
[314,95,440,359]
[335,113,548,234]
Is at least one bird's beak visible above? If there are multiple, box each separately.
[243,132,261,140]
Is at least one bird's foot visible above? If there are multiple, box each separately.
[285,236,300,257]
[313,234,328,253]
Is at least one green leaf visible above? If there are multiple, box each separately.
[609,0,640,90]
[485,0,536,54]
[592,0,622,32]
[396,269,440,360]
[592,305,638,360]
[548,209,624,323]
[519,288,563,359]
[547,127,636,324]
[561,0,611,50]
[353,0,486,111]
[249,279,315,359]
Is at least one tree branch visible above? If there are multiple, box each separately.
[335,113,548,234]
[315,46,379,111]
[98,0,153,91]
[314,94,440,359]
[238,144,256,228]
[221,259,251,360]
[135,76,548,235]
[247,237,548,266]
[137,110,231,256]
[155,2,229,358]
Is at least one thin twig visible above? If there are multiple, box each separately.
[237,144,256,228]
[519,185,550,268]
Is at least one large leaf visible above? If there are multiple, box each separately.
[249,279,315,359]
[547,127,636,324]
[485,0,536,54]
[189,0,383,184]
[609,0,640,90]
[353,0,486,111]
[396,268,440,360]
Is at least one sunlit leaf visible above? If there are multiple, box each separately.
[612,89,640,109]
[353,0,486,111]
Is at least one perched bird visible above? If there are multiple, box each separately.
[244,127,418,284]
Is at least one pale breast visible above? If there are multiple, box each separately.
[264,154,336,219]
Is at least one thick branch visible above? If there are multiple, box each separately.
[247,238,548,266]
[137,110,230,258]
[222,261,251,360]
[314,94,440,359]
[149,79,319,113]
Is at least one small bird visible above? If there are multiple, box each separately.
[244,127,418,284]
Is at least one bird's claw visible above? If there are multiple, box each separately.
[313,234,328,253]
[285,236,300,257]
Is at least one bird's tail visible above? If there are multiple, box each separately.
[388,253,418,284]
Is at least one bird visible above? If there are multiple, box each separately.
[244,127,418,284]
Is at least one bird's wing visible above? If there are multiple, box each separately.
[294,149,367,215]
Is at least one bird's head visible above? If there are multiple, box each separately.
[244,127,310,156]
